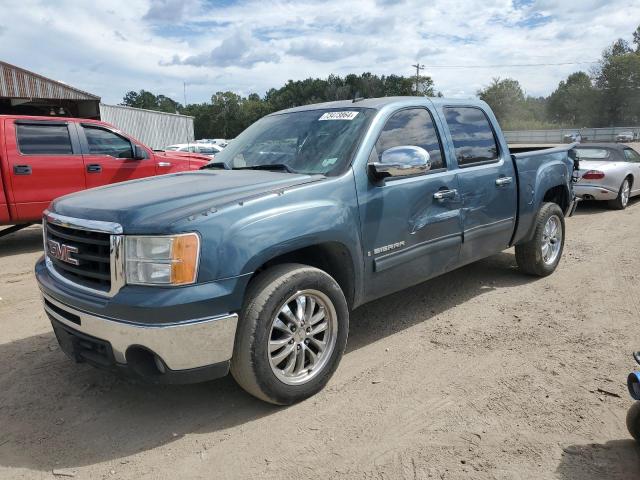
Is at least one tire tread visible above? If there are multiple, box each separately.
[230,263,348,405]
[515,202,564,277]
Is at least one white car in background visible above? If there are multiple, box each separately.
[196,138,229,147]
[574,143,640,209]
[164,143,224,159]
[616,131,635,143]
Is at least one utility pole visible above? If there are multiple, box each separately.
[183,81,190,146]
[411,63,425,94]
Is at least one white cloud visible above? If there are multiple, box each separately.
[166,30,280,67]
[142,0,201,23]
[287,39,365,62]
[0,0,638,104]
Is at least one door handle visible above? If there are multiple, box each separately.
[433,189,457,200]
[495,176,513,186]
[86,164,102,173]
[157,162,172,167]
[13,164,32,175]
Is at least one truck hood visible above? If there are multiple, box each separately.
[51,170,323,232]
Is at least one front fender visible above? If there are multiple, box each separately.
[231,200,362,275]
[194,172,364,303]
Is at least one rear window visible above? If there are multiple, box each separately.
[574,148,610,160]
[16,123,73,155]
[443,107,499,166]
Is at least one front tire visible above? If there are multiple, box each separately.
[608,178,631,210]
[515,202,565,277]
[231,264,349,405]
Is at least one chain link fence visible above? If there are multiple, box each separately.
[505,126,640,144]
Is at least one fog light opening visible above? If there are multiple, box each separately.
[154,354,167,374]
[126,346,167,378]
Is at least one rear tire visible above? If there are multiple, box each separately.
[608,178,631,210]
[515,202,565,277]
[627,401,640,442]
[231,263,349,405]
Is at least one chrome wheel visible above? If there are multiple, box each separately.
[621,180,630,207]
[541,214,562,265]
[268,289,338,386]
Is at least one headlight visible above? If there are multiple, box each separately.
[125,233,200,286]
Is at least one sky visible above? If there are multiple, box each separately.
[1,0,639,105]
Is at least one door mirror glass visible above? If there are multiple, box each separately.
[133,145,147,160]
[370,146,431,179]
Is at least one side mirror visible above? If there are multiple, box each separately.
[369,146,431,179]
[133,145,147,160]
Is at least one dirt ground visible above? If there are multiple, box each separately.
[1,199,640,480]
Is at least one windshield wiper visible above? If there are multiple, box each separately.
[200,161,230,170]
[233,164,298,174]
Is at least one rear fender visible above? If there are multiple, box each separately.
[512,158,572,245]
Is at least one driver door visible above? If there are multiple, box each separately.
[356,107,463,302]
[77,124,155,188]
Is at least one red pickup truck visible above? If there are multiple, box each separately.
[0,115,210,237]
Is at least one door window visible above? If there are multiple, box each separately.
[444,107,499,167]
[16,124,73,155]
[374,108,445,170]
[624,149,640,163]
[83,126,133,158]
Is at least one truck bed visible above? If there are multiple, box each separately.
[510,144,577,245]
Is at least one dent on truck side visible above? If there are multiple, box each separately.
[511,152,572,245]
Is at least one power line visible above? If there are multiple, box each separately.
[422,61,600,69]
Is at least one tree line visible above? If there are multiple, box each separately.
[121,25,640,138]
[121,73,436,139]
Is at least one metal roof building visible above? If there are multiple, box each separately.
[0,60,194,148]
[99,104,194,150]
[0,60,101,118]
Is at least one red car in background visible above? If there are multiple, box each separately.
[0,115,210,237]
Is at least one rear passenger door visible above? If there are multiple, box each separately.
[441,106,517,264]
[4,119,85,221]
[358,107,463,302]
[78,124,155,188]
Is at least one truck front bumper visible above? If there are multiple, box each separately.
[42,291,238,383]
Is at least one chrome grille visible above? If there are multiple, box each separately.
[43,211,124,297]
[45,221,111,291]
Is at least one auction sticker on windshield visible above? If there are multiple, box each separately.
[318,111,359,121]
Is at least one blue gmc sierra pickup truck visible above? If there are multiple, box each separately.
[36,97,578,404]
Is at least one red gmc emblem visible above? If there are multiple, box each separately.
[47,239,79,266]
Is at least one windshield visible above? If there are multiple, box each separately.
[213,108,376,175]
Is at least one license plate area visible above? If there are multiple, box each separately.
[49,317,116,367]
